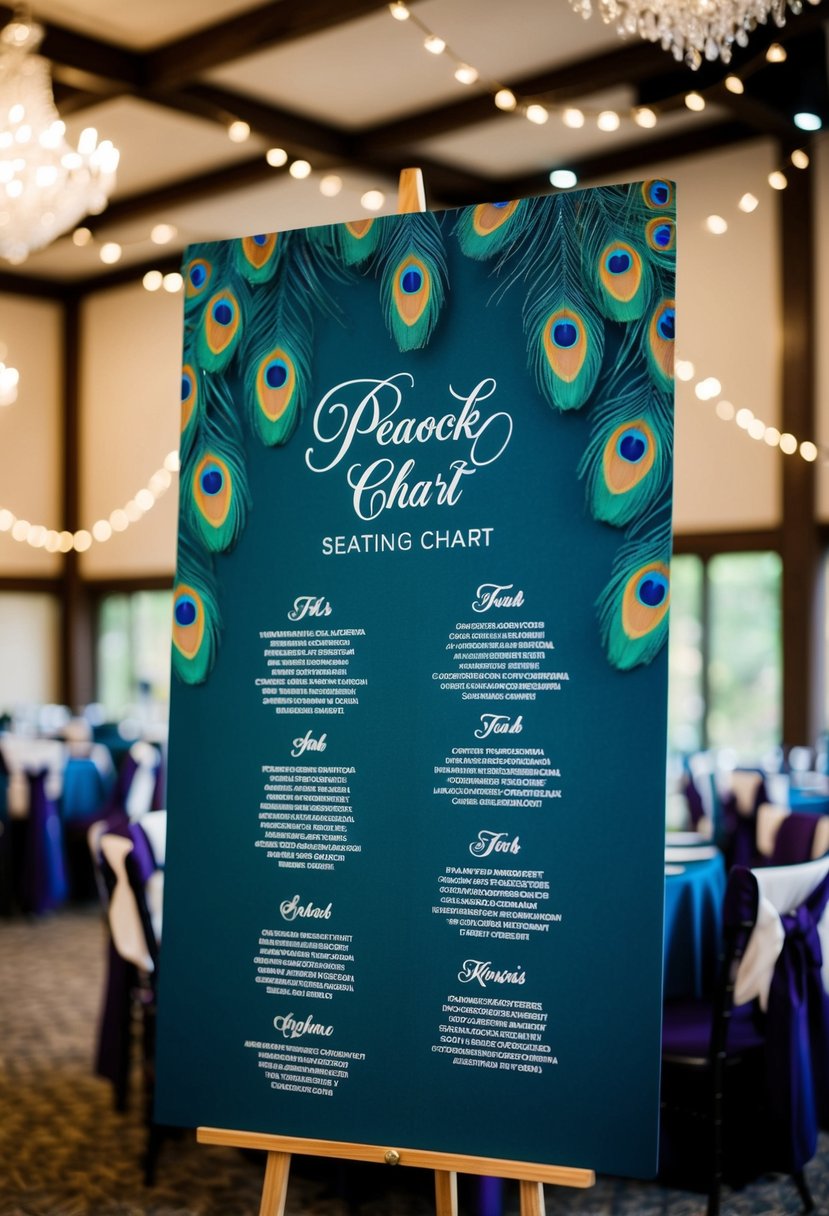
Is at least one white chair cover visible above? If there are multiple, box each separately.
[100,833,154,973]
[734,856,829,1011]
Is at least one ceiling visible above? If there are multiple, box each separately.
[1,0,826,290]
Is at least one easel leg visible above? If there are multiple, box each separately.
[519,1180,546,1216]
[259,1150,291,1216]
[435,1169,458,1216]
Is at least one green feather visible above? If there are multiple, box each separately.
[519,194,605,411]
[376,212,447,352]
[171,531,221,685]
[597,512,672,671]
[578,367,673,527]
[181,388,250,553]
[581,192,653,323]
[240,231,341,445]
[196,278,248,373]
[455,199,527,260]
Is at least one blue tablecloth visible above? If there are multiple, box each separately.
[789,789,829,816]
[663,852,727,999]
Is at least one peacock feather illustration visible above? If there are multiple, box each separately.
[239,230,343,446]
[180,373,250,554]
[578,365,673,528]
[597,511,672,671]
[455,179,676,670]
[513,193,606,411]
[455,199,527,260]
[171,532,222,685]
[325,211,448,352]
[172,181,675,685]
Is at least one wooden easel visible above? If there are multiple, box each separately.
[197,168,595,1216]
[198,1127,595,1215]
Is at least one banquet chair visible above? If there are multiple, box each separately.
[99,828,165,1183]
[756,806,829,866]
[661,865,765,1215]
[661,857,829,1215]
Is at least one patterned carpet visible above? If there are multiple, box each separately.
[0,909,826,1216]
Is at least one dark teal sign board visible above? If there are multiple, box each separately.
[155,183,676,1178]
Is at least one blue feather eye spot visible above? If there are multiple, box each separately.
[617,427,648,464]
[174,595,198,628]
[400,264,423,294]
[551,319,578,348]
[212,299,234,327]
[657,307,675,342]
[654,224,672,248]
[265,359,288,389]
[181,372,193,402]
[200,464,224,496]
[190,264,206,288]
[636,572,669,609]
[492,201,510,208]
[605,248,632,275]
[252,234,268,246]
[649,181,670,206]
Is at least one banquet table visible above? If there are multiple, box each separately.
[663,849,727,1000]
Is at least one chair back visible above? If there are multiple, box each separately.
[100,833,158,973]
[769,813,819,867]
[735,856,829,1175]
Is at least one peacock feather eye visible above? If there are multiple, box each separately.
[646,217,675,253]
[637,570,668,608]
[605,248,632,275]
[643,179,674,209]
[552,319,578,348]
[399,263,423,294]
[657,306,675,341]
[621,560,671,641]
[239,232,278,277]
[647,298,676,384]
[599,419,657,501]
[180,363,197,434]
[200,463,224,496]
[174,594,198,628]
[200,289,241,369]
[254,347,297,426]
[391,254,432,331]
[185,258,212,300]
[618,427,648,463]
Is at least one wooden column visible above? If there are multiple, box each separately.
[59,292,94,710]
[778,151,820,744]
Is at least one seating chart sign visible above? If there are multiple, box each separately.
[156,183,676,1177]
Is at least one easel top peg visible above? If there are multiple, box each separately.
[397,167,426,214]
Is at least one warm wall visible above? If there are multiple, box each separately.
[627,141,781,534]
[816,134,829,521]
[79,282,182,577]
[0,592,59,709]
[0,294,63,575]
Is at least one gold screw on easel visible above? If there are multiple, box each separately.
[384,1149,401,1165]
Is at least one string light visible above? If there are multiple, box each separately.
[227,120,250,143]
[266,147,288,167]
[724,75,744,94]
[765,42,787,62]
[768,170,788,190]
[494,89,517,111]
[288,159,311,179]
[0,451,180,552]
[690,366,827,466]
[685,92,706,112]
[526,104,549,125]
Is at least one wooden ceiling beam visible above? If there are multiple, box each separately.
[145,0,420,91]
[162,83,355,159]
[482,120,758,204]
[0,4,142,90]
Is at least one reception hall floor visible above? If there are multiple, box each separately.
[0,909,826,1216]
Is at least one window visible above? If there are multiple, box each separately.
[0,592,60,716]
[667,555,704,755]
[96,591,173,718]
[707,552,782,757]
[668,550,782,761]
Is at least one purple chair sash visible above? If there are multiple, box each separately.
[765,869,829,1172]
[21,769,67,914]
[770,814,819,867]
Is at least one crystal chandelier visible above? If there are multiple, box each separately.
[0,8,119,264]
[568,0,820,68]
